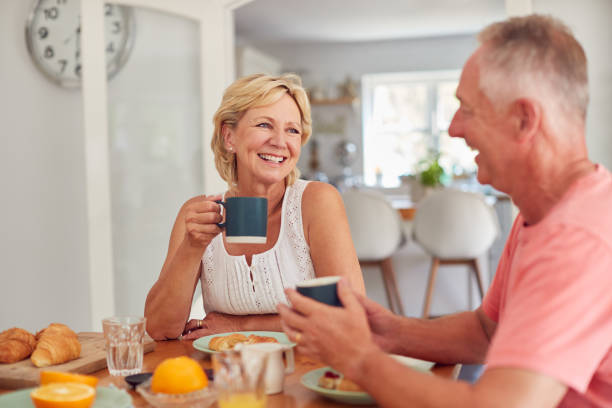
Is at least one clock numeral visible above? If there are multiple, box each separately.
[106,42,115,53]
[75,64,82,77]
[104,4,113,16]
[111,21,121,34]
[38,27,49,40]
[43,7,59,20]
[44,46,54,59]
[58,59,67,73]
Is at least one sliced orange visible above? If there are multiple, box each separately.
[151,356,208,394]
[31,382,96,408]
[40,371,99,387]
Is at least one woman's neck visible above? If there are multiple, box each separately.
[229,180,287,216]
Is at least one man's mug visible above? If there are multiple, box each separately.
[216,197,268,244]
[296,276,342,307]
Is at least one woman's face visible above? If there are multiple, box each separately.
[225,93,303,188]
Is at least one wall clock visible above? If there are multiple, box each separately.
[25,0,135,88]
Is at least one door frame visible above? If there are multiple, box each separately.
[80,0,252,330]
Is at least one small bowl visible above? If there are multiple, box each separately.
[136,379,217,408]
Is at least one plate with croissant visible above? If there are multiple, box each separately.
[192,331,295,354]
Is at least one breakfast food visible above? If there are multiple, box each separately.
[318,370,364,393]
[0,327,37,363]
[208,333,279,351]
[151,356,208,394]
[31,323,81,368]
[40,371,99,387]
[30,382,96,408]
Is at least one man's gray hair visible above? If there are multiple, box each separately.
[477,14,588,120]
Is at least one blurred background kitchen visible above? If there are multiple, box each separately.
[1,0,611,333]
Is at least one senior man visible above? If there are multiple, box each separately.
[278,14,612,408]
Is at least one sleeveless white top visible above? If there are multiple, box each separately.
[200,179,315,315]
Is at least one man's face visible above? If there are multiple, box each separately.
[448,49,517,192]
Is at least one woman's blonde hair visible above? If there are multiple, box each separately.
[211,73,312,189]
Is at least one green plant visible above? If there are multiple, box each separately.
[419,156,447,187]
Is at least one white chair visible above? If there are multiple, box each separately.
[412,189,499,318]
[342,189,406,315]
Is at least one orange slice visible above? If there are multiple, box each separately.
[31,382,96,408]
[40,371,99,387]
[151,356,208,394]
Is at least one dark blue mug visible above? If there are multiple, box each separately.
[296,276,342,307]
[216,197,268,244]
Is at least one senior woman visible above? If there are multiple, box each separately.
[145,73,365,340]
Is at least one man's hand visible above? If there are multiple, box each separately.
[277,279,380,376]
[356,293,400,352]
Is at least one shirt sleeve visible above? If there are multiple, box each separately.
[486,224,612,392]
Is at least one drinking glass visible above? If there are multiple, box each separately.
[213,349,268,408]
[102,316,146,376]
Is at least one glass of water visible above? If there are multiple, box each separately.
[102,316,146,376]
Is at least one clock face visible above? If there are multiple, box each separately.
[25,0,134,88]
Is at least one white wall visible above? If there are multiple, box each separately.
[0,1,91,332]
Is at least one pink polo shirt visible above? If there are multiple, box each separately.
[483,165,612,407]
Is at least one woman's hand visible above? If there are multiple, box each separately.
[182,194,223,249]
[182,312,241,340]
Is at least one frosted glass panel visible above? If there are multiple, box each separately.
[107,8,202,316]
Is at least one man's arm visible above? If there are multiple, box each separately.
[357,293,495,365]
[352,349,567,408]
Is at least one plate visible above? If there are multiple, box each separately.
[0,386,132,408]
[300,356,434,405]
[192,331,296,354]
[301,367,374,405]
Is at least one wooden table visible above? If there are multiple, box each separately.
[0,339,459,407]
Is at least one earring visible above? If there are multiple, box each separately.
[228,147,233,152]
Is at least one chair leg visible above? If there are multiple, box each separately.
[379,260,397,314]
[423,258,440,319]
[381,257,404,316]
[470,258,485,301]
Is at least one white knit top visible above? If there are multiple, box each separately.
[200,179,315,315]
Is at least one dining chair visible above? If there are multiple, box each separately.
[342,189,406,315]
[412,189,499,318]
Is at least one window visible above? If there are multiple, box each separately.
[362,71,476,187]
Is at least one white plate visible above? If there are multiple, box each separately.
[192,331,296,354]
[300,355,434,405]
[0,386,132,408]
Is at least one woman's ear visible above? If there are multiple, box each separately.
[511,98,541,142]
[221,124,235,152]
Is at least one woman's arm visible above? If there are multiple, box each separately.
[301,182,366,293]
[181,312,282,340]
[144,195,222,340]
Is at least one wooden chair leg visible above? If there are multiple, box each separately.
[378,260,397,314]
[422,258,440,319]
[381,257,404,316]
[470,258,485,301]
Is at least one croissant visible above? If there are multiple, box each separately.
[31,323,81,367]
[0,327,37,363]
[245,334,278,345]
[208,333,248,351]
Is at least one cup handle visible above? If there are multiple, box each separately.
[283,348,295,374]
[215,200,226,228]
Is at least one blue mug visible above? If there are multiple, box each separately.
[296,276,342,307]
[216,197,268,244]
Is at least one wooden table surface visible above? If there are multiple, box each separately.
[1,338,460,407]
